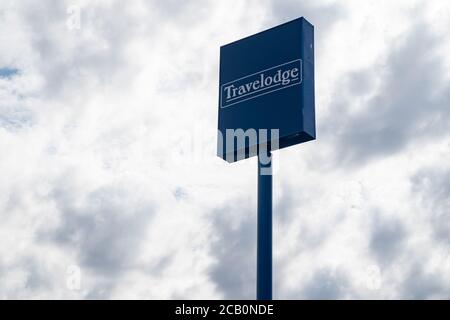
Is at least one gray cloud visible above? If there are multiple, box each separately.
[402,263,450,299]
[411,167,450,242]
[151,0,213,25]
[0,106,34,131]
[267,0,345,39]
[32,175,156,298]
[274,182,298,225]
[49,184,154,275]
[20,1,146,99]
[300,268,350,299]
[22,257,55,293]
[369,211,407,267]
[326,23,450,166]
[208,200,256,299]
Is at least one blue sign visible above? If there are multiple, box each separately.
[217,17,315,163]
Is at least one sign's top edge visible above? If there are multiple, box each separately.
[220,16,313,49]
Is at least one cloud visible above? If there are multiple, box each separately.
[0,0,450,300]
[300,267,350,299]
[411,167,450,242]
[266,0,345,36]
[401,263,450,299]
[48,183,155,276]
[0,106,34,131]
[208,199,257,299]
[327,22,450,166]
[369,211,407,267]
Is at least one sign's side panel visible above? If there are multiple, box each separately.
[217,48,226,159]
[301,19,316,140]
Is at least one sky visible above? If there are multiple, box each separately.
[0,0,449,299]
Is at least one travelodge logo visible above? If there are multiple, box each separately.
[220,59,302,109]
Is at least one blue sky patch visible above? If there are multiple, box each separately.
[0,67,19,78]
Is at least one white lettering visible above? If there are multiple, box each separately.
[221,60,302,108]
[224,85,234,99]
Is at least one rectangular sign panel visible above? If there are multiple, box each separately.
[217,17,315,163]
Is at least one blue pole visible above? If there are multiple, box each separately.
[257,152,272,300]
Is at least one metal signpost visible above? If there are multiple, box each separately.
[217,17,316,300]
